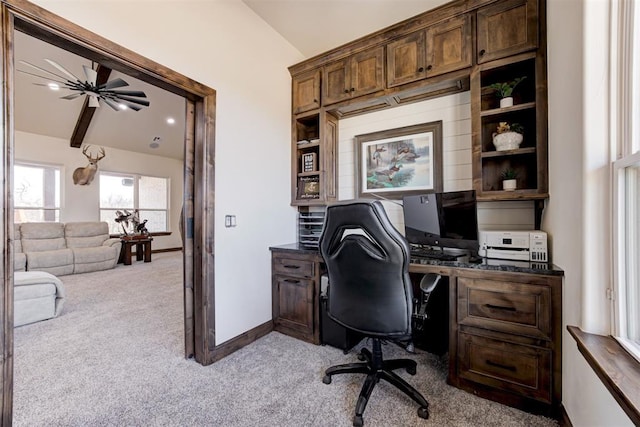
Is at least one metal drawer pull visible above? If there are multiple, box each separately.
[283,264,301,269]
[485,303,516,312]
[283,279,301,284]
[486,360,516,372]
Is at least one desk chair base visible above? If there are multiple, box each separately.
[322,338,429,426]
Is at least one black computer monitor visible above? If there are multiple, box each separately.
[402,190,479,253]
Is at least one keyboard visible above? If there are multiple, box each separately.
[409,247,458,261]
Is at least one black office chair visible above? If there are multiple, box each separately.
[319,201,429,427]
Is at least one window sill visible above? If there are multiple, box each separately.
[567,325,640,425]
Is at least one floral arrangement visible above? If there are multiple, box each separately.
[488,76,526,98]
[495,121,524,135]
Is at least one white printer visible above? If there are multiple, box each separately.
[478,230,548,262]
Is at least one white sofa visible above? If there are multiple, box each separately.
[14,271,65,327]
[14,222,120,275]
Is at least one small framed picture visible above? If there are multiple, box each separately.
[297,175,320,199]
[302,153,317,172]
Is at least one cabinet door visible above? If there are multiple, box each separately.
[476,0,538,64]
[292,70,321,114]
[323,59,350,105]
[426,14,472,77]
[386,30,426,88]
[274,275,314,334]
[350,46,385,98]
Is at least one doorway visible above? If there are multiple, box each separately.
[0,0,216,422]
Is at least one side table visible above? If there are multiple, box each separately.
[118,236,153,265]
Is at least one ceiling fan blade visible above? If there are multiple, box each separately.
[104,90,147,97]
[17,61,68,83]
[108,97,143,111]
[99,78,129,90]
[102,97,122,111]
[44,59,82,82]
[83,65,98,86]
[60,93,83,100]
[113,95,150,107]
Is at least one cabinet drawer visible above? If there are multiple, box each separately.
[273,257,315,278]
[458,332,551,403]
[458,277,551,340]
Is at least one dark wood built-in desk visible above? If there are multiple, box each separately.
[270,243,564,419]
[119,236,153,265]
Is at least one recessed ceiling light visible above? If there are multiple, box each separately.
[166,117,175,125]
[47,82,60,91]
[118,104,128,110]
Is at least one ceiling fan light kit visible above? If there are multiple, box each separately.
[18,58,150,111]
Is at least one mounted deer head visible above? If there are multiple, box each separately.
[73,145,105,185]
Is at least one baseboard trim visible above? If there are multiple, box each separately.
[559,404,572,427]
[208,321,274,365]
[152,247,182,254]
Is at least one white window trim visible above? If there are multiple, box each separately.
[14,160,63,214]
[99,171,170,232]
[611,0,640,363]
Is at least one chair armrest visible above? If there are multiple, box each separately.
[103,238,121,248]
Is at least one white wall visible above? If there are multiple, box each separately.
[15,130,183,251]
[30,0,304,345]
[338,92,535,232]
[546,0,633,425]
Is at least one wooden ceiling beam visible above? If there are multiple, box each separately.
[70,64,112,148]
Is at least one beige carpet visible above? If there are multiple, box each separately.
[13,252,558,426]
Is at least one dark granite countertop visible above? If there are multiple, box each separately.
[270,243,564,276]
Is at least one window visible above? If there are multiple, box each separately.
[613,0,640,362]
[99,172,169,234]
[14,162,61,222]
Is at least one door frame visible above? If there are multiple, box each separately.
[0,0,217,422]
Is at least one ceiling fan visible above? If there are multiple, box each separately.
[17,58,150,111]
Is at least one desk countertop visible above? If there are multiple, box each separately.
[270,243,564,276]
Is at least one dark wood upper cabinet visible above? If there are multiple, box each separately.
[292,69,321,114]
[323,46,385,105]
[426,14,472,77]
[476,0,538,64]
[387,15,471,88]
[387,30,427,87]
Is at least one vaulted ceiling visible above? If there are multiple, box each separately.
[14,1,449,161]
[14,31,186,160]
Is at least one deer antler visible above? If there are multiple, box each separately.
[81,145,106,162]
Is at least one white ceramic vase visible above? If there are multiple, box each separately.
[502,179,517,191]
[500,97,514,108]
[493,131,523,151]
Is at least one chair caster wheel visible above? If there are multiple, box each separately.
[418,406,429,419]
[406,366,417,375]
[322,375,332,384]
[353,415,364,426]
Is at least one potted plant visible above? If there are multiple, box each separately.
[492,121,524,151]
[501,168,518,191]
[488,76,526,108]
